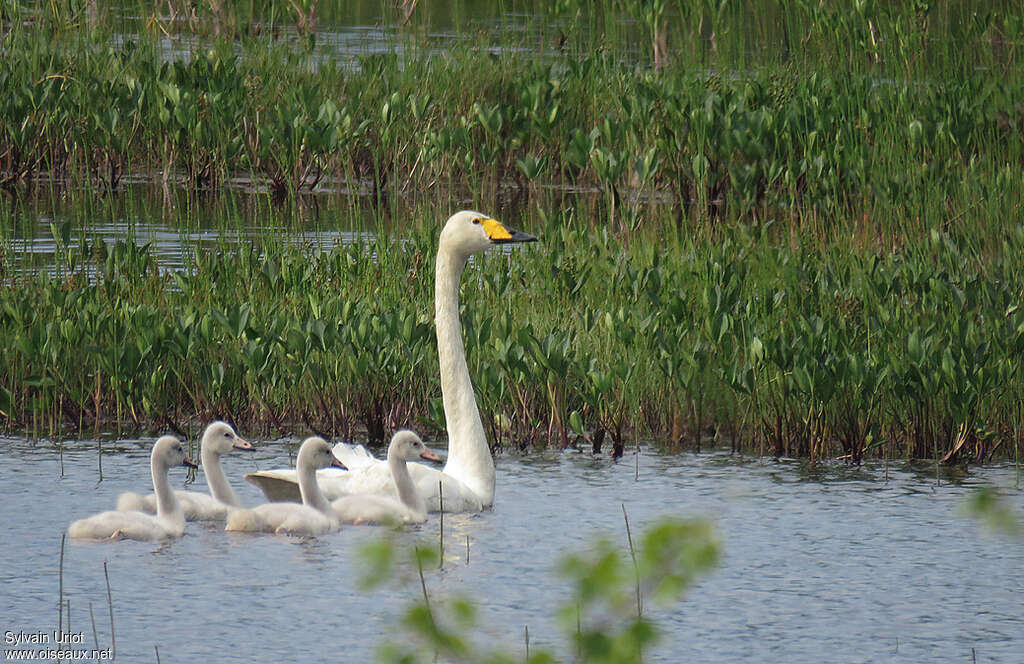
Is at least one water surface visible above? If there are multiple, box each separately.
[1,437,1021,662]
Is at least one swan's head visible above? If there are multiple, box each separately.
[388,429,441,463]
[297,436,348,471]
[153,435,198,469]
[439,210,537,258]
[202,421,252,455]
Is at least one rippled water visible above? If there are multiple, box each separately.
[2,436,1022,663]
[4,217,365,274]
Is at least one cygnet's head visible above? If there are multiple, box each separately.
[202,421,252,455]
[153,435,198,469]
[297,437,347,471]
[439,210,537,258]
[388,430,441,463]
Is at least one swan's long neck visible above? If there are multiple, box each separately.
[297,462,333,515]
[151,455,183,524]
[389,451,426,516]
[201,446,240,506]
[435,245,495,506]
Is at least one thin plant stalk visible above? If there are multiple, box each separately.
[438,480,444,569]
[89,603,99,651]
[635,435,639,481]
[415,547,431,614]
[621,503,641,619]
[104,560,116,661]
[58,533,65,633]
[1015,410,1020,490]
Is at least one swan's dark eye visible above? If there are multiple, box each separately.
[472,218,481,225]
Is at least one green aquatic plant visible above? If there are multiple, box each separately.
[2,0,1021,219]
[3,201,1024,463]
[2,1,1024,461]
[359,517,719,664]
[964,487,1022,537]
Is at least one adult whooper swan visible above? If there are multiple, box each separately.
[226,437,345,537]
[116,421,252,520]
[332,430,440,525]
[68,436,197,541]
[245,210,536,512]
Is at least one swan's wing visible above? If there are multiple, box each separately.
[318,463,397,499]
[245,469,304,502]
[245,465,385,502]
[332,442,379,470]
[408,466,486,512]
[245,444,380,501]
[247,462,486,512]
[322,462,484,512]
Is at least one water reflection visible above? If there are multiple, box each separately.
[5,218,363,273]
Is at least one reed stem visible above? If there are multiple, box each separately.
[104,560,116,661]
[58,533,65,633]
[415,547,431,615]
[438,480,444,569]
[89,603,99,651]
[622,503,641,619]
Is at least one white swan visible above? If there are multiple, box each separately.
[226,437,344,536]
[116,421,252,520]
[245,210,536,512]
[332,430,440,525]
[68,436,197,541]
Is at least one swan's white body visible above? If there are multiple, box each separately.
[226,437,343,536]
[69,436,197,541]
[116,421,252,520]
[332,430,439,525]
[245,211,536,512]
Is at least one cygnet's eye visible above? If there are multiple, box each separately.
[472,218,481,225]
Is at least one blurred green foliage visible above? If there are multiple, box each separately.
[359,517,719,663]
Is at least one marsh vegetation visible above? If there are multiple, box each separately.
[2,0,1023,464]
